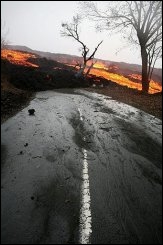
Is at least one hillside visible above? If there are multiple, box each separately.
[1,48,162,121]
[1,49,90,122]
[6,45,162,84]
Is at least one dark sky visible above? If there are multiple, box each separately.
[1,1,162,68]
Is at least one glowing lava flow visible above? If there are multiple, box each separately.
[1,49,39,67]
[66,61,162,94]
[2,50,162,94]
[88,68,161,94]
[84,62,162,94]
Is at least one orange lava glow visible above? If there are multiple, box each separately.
[67,61,162,94]
[93,62,108,70]
[128,73,142,80]
[1,50,162,94]
[88,68,161,94]
[83,61,161,94]
[1,49,39,67]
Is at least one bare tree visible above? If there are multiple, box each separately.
[80,1,162,93]
[1,20,9,49]
[1,36,7,49]
[61,15,103,77]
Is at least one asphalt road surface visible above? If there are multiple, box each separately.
[1,89,162,244]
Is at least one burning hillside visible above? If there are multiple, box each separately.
[1,49,39,67]
[93,62,108,70]
[63,59,162,94]
[1,48,162,121]
[1,49,162,94]
[87,64,162,94]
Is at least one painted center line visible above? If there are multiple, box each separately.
[78,108,92,244]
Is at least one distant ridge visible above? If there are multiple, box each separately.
[6,45,34,53]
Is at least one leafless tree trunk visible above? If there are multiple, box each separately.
[1,20,9,49]
[61,15,103,77]
[141,46,149,92]
[85,60,97,77]
[80,1,162,93]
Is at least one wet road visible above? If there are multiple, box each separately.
[1,89,162,244]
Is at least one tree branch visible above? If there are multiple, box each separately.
[87,40,103,61]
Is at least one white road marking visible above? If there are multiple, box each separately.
[78,108,92,244]
[78,108,83,121]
